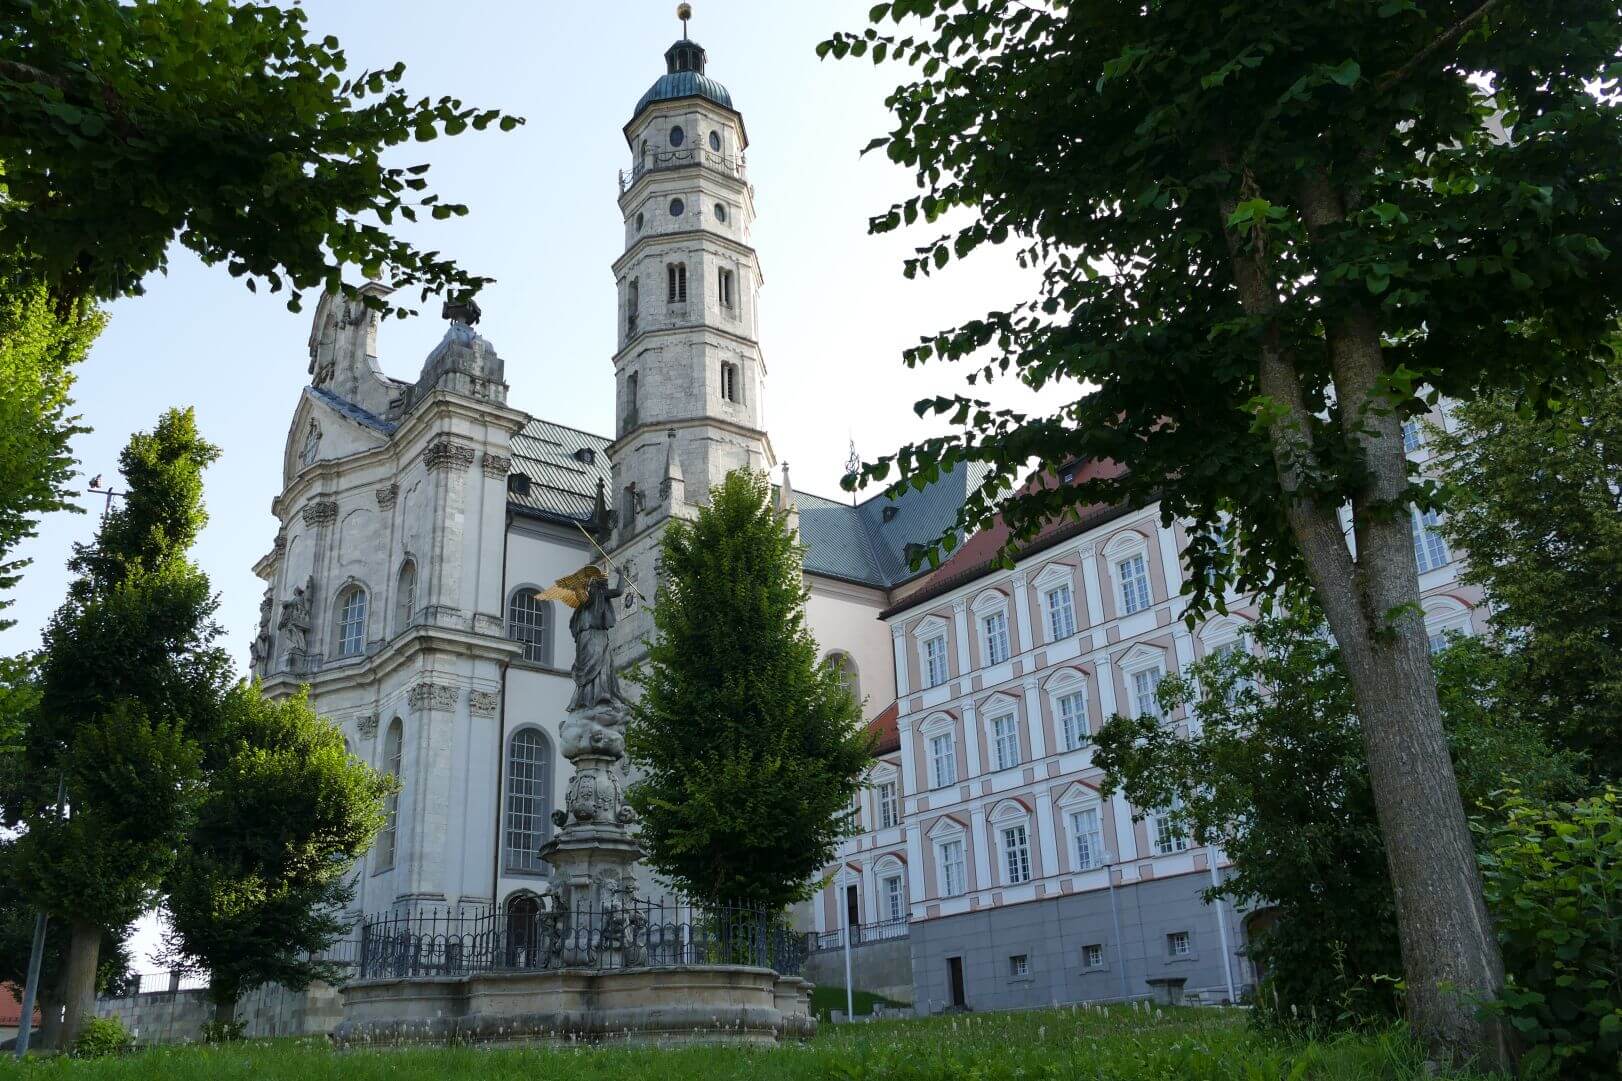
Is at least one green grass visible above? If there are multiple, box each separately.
[6,1006,1494,1080]
[808,985,906,1020]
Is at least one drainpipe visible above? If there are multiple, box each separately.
[1106,850,1129,1001]
[1208,845,1237,1003]
[490,508,514,914]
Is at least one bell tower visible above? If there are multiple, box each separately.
[607,9,771,658]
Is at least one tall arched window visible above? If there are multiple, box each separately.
[335,585,368,657]
[395,560,416,635]
[507,589,552,665]
[504,728,552,872]
[377,719,403,870]
[824,651,860,704]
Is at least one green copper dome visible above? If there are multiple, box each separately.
[633,38,735,117]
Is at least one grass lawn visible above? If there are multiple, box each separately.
[807,984,906,1020]
[7,1006,1493,1080]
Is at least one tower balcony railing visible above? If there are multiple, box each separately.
[619,146,748,192]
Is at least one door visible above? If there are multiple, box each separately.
[845,884,861,943]
[947,955,966,1008]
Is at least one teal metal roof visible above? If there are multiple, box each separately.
[634,70,734,117]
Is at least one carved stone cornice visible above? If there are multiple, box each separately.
[301,500,339,527]
[376,484,398,509]
[424,438,477,473]
[407,681,459,711]
[469,691,499,717]
[481,452,512,477]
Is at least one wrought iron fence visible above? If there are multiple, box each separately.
[811,917,911,952]
[355,897,807,981]
[618,147,747,191]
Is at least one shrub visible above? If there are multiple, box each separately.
[1478,787,1622,1078]
[72,1015,132,1057]
[201,1017,248,1043]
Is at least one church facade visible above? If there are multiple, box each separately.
[252,28,1486,1013]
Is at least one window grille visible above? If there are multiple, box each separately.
[507,589,551,665]
[504,729,551,872]
[1046,584,1076,639]
[720,361,739,403]
[666,262,687,303]
[1083,943,1105,968]
[336,587,367,657]
[1167,931,1192,957]
[1118,554,1151,614]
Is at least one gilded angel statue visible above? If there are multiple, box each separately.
[538,565,625,711]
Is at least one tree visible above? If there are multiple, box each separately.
[0,256,103,625]
[826,2,1621,1065]
[627,471,873,910]
[6,408,230,1047]
[0,0,522,315]
[1430,353,1622,781]
[1092,615,1581,1030]
[163,683,391,1033]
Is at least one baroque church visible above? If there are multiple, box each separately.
[251,29,978,922]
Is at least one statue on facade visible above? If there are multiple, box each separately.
[278,576,314,654]
[249,590,275,672]
[538,565,626,711]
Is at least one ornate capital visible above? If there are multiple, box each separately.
[469,690,499,717]
[950,598,968,614]
[481,452,512,478]
[1010,572,1028,588]
[301,500,338,527]
[356,714,379,739]
[1077,542,1098,559]
[376,483,399,509]
[407,681,459,711]
[424,438,477,473]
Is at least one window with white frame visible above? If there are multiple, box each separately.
[1069,806,1104,870]
[377,718,403,870]
[1057,687,1090,750]
[1133,665,1165,720]
[922,634,949,688]
[1206,637,1254,702]
[1117,553,1151,614]
[877,780,900,829]
[1082,943,1106,969]
[1045,583,1077,640]
[1411,506,1450,573]
[1150,800,1190,855]
[937,837,966,896]
[504,729,551,872]
[1167,931,1192,957]
[718,267,736,309]
[1001,822,1032,884]
[1008,954,1029,977]
[990,713,1020,771]
[982,610,1011,665]
[929,732,957,788]
[507,588,552,665]
[666,261,687,303]
[1424,601,1473,654]
[1402,419,1425,452]
[335,585,368,657]
[881,873,905,921]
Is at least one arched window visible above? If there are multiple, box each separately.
[377,719,403,870]
[507,589,552,665]
[395,560,416,635]
[505,892,542,968]
[335,585,368,657]
[666,261,687,302]
[504,728,552,872]
[824,651,860,704]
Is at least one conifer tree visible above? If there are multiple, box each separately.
[163,684,392,1033]
[8,407,230,1046]
[628,470,872,910]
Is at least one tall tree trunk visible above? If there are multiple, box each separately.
[210,980,238,1038]
[37,984,64,1051]
[57,919,101,1050]
[1219,172,1512,1072]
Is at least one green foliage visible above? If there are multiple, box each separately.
[0,257,104,625]
[71,1015,132,1058]
[628,470,872,909]
[9,408,229,935]
[1478,787,1622,1079]
[1092,614,1580,1031]
[163,684,393,1021]
[0,0,523,314]
[199,1018,247,1044]
[1430,352,1622,781]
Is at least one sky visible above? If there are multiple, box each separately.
[4,0,1056,965]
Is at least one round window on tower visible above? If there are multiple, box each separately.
[669,125,686,147]
[709,130,721,152]
[635,211,645,231]
[669,198,685,218]
[714,202,727,223]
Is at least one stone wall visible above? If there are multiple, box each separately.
[96,981,343,1045]
[804,936,914,1006]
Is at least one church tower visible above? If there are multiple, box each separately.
[607,12,772,658]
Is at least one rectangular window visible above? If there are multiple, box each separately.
[990,714,1020,771]
[1411,507,1450,573]
[666,262,687,303]
[1008,954,1029,978]
[982,611,1010,665]
[1151,804,1190,855]
[718,267,735,309]
[1045,584,1076,640]
[1207,640,1252,702]
[1001,823,1032,884]
[1058,690,1090,750]
[929,733,957,788]
[1070,807,1103,870]
[923,635,949,688]
[626,278,639,333]
[720,361,739,403]
[938,839,966,896]
[878,781,900,829]
[1402,419,1424,452]
[882,874,905,921]
[1167,931,1192,957]
[1083,943,1105,969]
[1429,630,1450,654]
[1118,554,1151,614]
[1133,666,1165,720]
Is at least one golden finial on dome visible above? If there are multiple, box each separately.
[677,3,692,38]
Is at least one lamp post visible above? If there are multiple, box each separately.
[1104,848,1130,1002]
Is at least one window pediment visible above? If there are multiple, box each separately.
[1103,527,1150,559]
[1033,561,1075,589]
[1117,642,1167,673]
[914,614,947,639]
[1056,780,1103,808]
[926,814,968,840]
[989,797,1031,823]
[971,588,1009,614]
[977,690,1019,717]
[917,711,956,734]
[1043,666,1087,692]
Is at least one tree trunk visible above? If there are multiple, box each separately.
[211,982,238,1036]
[56,920,101,1051]
[37,985,64,1052]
